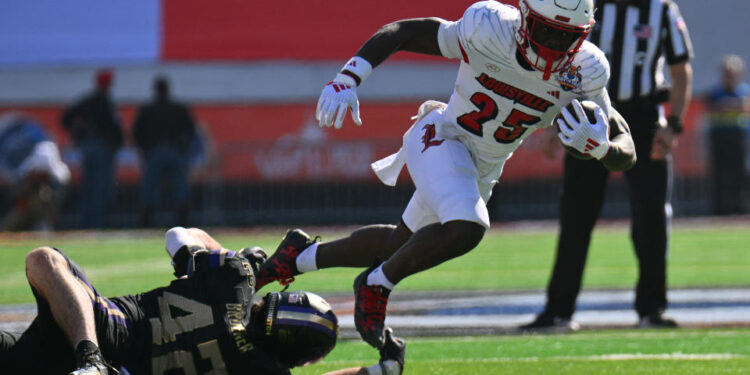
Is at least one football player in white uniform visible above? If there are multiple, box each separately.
[258,0,636,351]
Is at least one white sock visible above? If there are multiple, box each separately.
[295,243,319,273]
[366,264,395,290]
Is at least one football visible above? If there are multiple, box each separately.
[555,100,602,160]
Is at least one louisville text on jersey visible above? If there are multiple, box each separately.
[475,73,554,112]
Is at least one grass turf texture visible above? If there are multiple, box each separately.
[1,226,748,375]
[0,225,749,303]
[294,328,750,375]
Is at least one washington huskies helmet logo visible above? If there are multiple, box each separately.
[421,124,444,152]
[556,65,583,92]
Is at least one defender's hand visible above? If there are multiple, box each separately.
[378,328,405,375]
[239,246,268,274]
[171,245,207,278]
[557,99,611,160]
[316,81,362,129]
[185,249,210,278]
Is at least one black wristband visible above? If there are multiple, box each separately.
[667,115,683,134]
[340,69,362,86]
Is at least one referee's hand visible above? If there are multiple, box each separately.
[651,127,678,160]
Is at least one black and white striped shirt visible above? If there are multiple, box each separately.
[589,0,694,103]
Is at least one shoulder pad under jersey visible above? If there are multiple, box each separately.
[457,1,520,63]
[574,41,610,93]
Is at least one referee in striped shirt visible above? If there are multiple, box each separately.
[523,0,694,331]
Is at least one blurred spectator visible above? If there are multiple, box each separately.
[705,54,750,215]
[0,112,70,231]
[187,122,216,181]
[61,68,123,228]
[133,76,197,227]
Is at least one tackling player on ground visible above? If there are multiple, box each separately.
[0,227,405,375]
[258,0,637,349]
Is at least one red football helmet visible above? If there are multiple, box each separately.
[515,0,595,80]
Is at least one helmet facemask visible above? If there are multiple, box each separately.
[517,0,593,80]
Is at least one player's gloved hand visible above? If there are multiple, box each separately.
[172,245,207,278]
[378,328,406,375]
[316,80,362,129]
[185,249,210,278]
[316,56,372,129]
[238,246,268,274]
[557,99,611,160]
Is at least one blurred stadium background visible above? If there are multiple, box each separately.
[2,0,749,229]
[2,2,750,373]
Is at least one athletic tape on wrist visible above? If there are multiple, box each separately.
[365,363,383,375]
[366,360,400,375]
[339,56,373,86]
[380,360,401,375]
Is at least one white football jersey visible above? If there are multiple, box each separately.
[437,1,612,161]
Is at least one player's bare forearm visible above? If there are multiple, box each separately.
[601,109,636,171]
[602,133,636,171]
[185,227,223,250]
[165,227,225,277]
[355,18,444,68]
[668,62,693,121]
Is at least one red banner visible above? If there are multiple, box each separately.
[161,1,517,61]
[0,99,707,184]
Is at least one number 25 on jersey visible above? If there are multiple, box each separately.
[456,92,540,144]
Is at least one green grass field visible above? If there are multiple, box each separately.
[1,225,749,374]
[295,329,750,374]
[1,225,748,303]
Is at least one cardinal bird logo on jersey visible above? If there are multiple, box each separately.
[421,124,444,152]
[557,65,583,92]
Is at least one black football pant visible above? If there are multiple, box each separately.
[709,126,748,215]
[0,288,77,373]
[0,330,18,353]
[544,106,672,319]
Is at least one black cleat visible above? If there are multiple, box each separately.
[256,229,316,289]
[353,258,391,348]
[638,312,678,328]
[69,340,118,375]
[519,312,580,333]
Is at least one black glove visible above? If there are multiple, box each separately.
[172,245,207,278]
[238,246,268,274]
[379,327,406,374]
[185,249,210,278]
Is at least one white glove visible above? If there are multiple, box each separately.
[316,80,362,129]
[557,99,611,160]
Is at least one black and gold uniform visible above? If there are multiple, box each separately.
[0,248,337,374]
